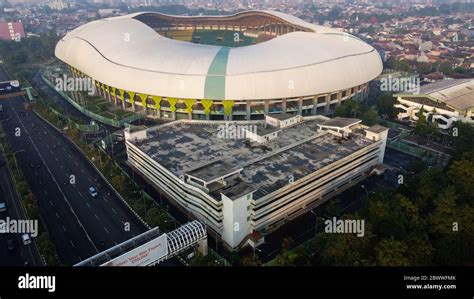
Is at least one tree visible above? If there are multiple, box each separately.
[416,62,431,75]
[428,186,460,236]
[447,153,474,203]
[375,238,410,266]
[375,93,397,119]
[325,198,341,216]
[414,106,437,137]
[361,107,379,126]
[318,230,374,266]
[240,255,260,266]
[110,174,126,194]
[451,121,474,157]
[335,99,362,118]
[439,62,454,75]
[17,181,29,196]
[405,234,434,266]
[274,237,295,265]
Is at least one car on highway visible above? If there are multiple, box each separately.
[21,233,31,245]
[88,187,98,198]
[0,201,7,212]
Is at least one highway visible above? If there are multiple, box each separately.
[0,152,43,266]
[1,68,147,266]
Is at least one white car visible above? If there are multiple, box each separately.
[88,187,98,198]
[21,234,31,245]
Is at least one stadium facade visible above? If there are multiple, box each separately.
[55,10,383,121]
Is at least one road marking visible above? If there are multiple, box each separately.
[104,227,109,234]
[103,197,108,203]
[78,192,83,198]
[56,212,59,219]
[95,214,99,220]
[70,240,75,248]
[62,226,67,232]
[74,161,78,166]
[11,109,99,254]
[55,157,58,162]
[34,171,37,176]
[59,164,63,169]
[68,154,72,159]
[44,189,47,195]
[49,150,53,155]
[86,202,90,209]
[111,208,117,215]
[49,201,53,206]
[81,169,85,174]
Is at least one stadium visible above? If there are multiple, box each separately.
[54,11,387,249]
[55,10,383,121]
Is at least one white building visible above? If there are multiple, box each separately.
[265,114,302,129]
[55,10,382,121]
[395,79,474,129]
[125,117,388,249]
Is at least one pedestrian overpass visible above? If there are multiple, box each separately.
[74,220,207,267]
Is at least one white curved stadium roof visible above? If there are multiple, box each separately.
[55,10,383,100]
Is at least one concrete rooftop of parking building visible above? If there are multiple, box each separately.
[135,117,375,200]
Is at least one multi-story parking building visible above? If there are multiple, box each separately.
[125,115,388,248]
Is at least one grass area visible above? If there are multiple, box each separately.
[192,30,257,47]
[73,92,136,120]
[32,100,98,133]
[0,123,59,265]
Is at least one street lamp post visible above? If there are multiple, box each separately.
[310,209,318,236]
[253,247,262,260]
[361,185,369,197]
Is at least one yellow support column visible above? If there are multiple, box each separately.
[222,100,234,120]
[111,87,117,105]
[152,96,162,118]
[201,99,213,120]
[118,89,125,109]
[127,91,136,111]
[167,97,178,120]
[138,93,148,115]
[184,99,195,119]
